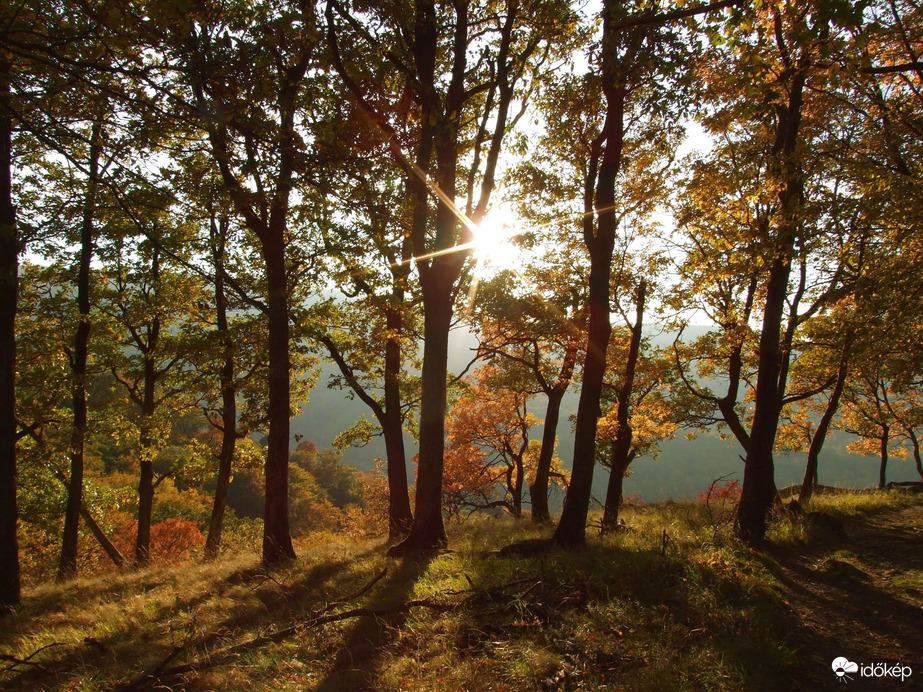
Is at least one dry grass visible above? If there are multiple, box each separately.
[2,490,920,691]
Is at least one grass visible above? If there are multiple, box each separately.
[2,489,921,691]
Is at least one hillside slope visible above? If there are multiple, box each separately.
[2,491,920,691]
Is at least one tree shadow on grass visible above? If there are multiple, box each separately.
[443,538,810,690]
[0,544,388,691]
[313,555,435,691]
[755,508,923,690]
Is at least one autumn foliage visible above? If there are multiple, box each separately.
[113,518,205,564]
[443,364,567,518]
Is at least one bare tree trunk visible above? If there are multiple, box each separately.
[205,216,236,561]
[135,455,154,566]
[878,428,889,489]
[530,387,566,524]
[799,335,851,504]
[389,274,452,555]
[553,25,625,545]
[512,455,524,518]
[909,430,923,481]
[59,121,102,581]
[383,304,413,540]
[601,280,646,532]
[738,250,791,542]
[0,47,20,610]
[261,230,295,565]
[717,276,757,453]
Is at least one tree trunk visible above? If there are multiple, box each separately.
[909,429,922,481]
[388,274,452,556]
[878,427,889,489]
[0,48,20,610]
[737,63,808,544]
[261,229,295,564]
[602,451,630,529]
[204,393,235,561]
[383,304,413,540]
[553,26,625,545]
[717,276,757,453]
[799,335,850,504]
[134,252,161,568]
[135,456,154,566]
[737,252,791,542]
[59,121,102,581]
[601,280,646,532]
[530,388,566,524]
[511,455,524,518]
[205,221,236,561]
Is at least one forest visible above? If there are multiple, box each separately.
[1,0,922,649]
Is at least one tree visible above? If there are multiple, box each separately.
[0,0,23,610]
[327,0,579,555]
[788,322,854,503]
[886,387,923,481]
[600,280,645,530]
[554,0,691,546]
[841,374,906,488]
[95,232,201,566]
[676,1,870,541]
[198,205,244,560]
[473,270,584,524]
[443,363,544,518]
[313,152,420,539]
[147,0,326,564]
[315,296,419,540]
[169,161,280,560]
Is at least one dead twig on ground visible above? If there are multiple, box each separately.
[110,566,402,689]
[0,642,66,676]
[113,646,184,692]
[128,598,452,685]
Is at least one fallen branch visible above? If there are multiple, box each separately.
[110,566,396,688]
[0,642,66,675]
[49,468,125,568]
[113,646,184,692]
[331,566,388,606]
[113,568,551,689]
[135,598,451,683]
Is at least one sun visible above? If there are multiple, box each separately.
[471,205,523,276]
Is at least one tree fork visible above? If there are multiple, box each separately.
[553,5,625,544]
[601,279,646,532]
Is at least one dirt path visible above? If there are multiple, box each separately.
[767,502,923,690]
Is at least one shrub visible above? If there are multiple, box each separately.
[698,479,742,504]
[111,517,205,562]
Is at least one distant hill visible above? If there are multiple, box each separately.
[292,325,920,504]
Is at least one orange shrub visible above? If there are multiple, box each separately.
[111,517,206,563]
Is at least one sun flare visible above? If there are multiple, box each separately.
[471,205,523,275]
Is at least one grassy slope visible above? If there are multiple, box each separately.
[2,491,921,691]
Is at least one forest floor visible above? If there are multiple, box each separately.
[1,490,921,691]
[761,499,923,690]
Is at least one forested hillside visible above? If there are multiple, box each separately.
[1,0,922,618]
